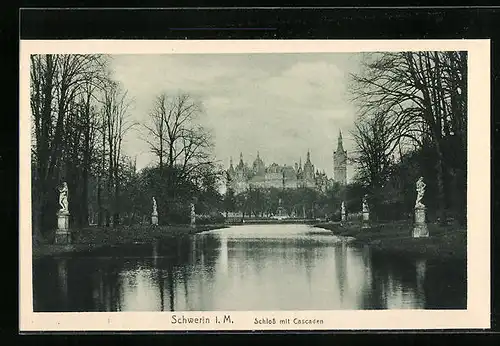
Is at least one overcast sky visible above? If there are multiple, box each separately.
[111,53,363,181]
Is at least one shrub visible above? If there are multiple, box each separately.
[195,212,225,225]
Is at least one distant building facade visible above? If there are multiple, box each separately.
[333,130,347,185]
[226,130,348,194]
[226,151,330,195]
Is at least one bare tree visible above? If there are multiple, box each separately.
[351,111,396,190]
[30,54,109,236]
[143,93,168,169]
[349,51,467,222]
[144,92,216,190]
[100,80,135,226]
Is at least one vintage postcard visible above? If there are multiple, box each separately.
[19,39,490,331]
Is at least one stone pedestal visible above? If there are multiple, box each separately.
[55,211,71,244]
[276,207,286,221]
[362,211,370,229]
[413,206,429,238]
[151,212,158,226]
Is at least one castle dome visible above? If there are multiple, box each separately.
[252,151,265,175]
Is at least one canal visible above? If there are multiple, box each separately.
[33,224,466,311]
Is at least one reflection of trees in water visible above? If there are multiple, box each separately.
[414,258,427,304]
[333,242,348,305]
[91,259,123,311]
[57,259,68,307]
[226,238,331,262]
[33,257,68,311]
[32,255,124,312]
[358,246,389,309]
[34,237,223,312]
[359,250,420,309]
[32,259,49,311]
[192,234,221,276]
[36,233,465,311]
[150,241,165,311]
[422,258,466,309]
[357,250,465,310]
[142,235,221,311]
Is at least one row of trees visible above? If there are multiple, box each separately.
[31,54,224,240]
[349,51,467,225]
[139,92,223,223]
[95,164,223,226]
[31,54,135,240]
[223,184,347,220]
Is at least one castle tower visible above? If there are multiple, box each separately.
[333,130,347,185]
[226,156,235,192]
[228,157,235,177]
[303,150,315,188]
[253,151,265,176]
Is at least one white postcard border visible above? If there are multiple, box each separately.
[19,39,491,331]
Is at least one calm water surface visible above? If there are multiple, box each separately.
[33,224,466,311]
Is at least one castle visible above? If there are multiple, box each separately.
[226,131,347,194]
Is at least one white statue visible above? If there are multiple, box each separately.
[415,176,426,208]
[58,182,69,213]
[190,203,195,217]
[152,197,157,214]
[341,201,345,214]
[362,194,369,213]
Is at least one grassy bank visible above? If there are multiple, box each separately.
[314,221,466,261]
[33,224,226,259]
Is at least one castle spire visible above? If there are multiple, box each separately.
[306,149,311,162]
[240,152,243,162]
[333,129,347,185]
[337,130,344,152]
[230,156,233,167]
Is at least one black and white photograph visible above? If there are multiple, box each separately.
[19,40,490,331]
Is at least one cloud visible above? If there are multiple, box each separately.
[112,53,361,179]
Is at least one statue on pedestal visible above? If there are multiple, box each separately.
[341,201,346,222]
[362,194,369,213]
[58,182,69,214]
[55,182,71,244]
[413,177,429,238]
[152,197,157,215]
[362,194,370,228]
[415,176,426,208]
[276,198,287,220]
[151,197,158,225]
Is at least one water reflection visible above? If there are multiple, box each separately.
[33,224,466,312]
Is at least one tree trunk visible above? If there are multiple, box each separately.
[97,174,103,226]
[98,127,106,226]
[434,141,447,225]
[113,167,120,226]
[82,109,91,227]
